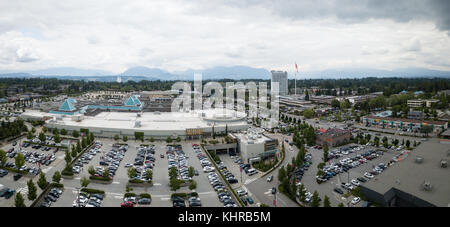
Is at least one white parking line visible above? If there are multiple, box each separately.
[112,181,120,184]
[153,183,162,186]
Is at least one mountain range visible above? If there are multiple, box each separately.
[0,66,449,82]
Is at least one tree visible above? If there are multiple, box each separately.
[127,167,137,179]
[331,99,340,109]
[103,169,109,178]
[176,136,181,143]
[338,202,345,207]
[166,136,173,143]
[76,140,82,153]
[298,184,306,202]
[323,145,329,162]
[37,172,48,190]
[0,149,6,166]
[71,146,77,158]
[88,166,95,176]
[38,132,46,142]
[311,191,321,207]
[406,140,410,148]
[145,169,153,180]
[323,195,331,207]
[64,150,72,165]
[189,180,197,190]
[27,131,33,140]
[80,176,90,188]
[42,126,48,133]
[150,137,155,143]
[72,130,80,138]
[27,179,37,201]
[52,128,59,135]
[188,166,194,178]
[15,153,25,170]
[61,128,67,135]
[15,193,26,207]
[123,135,128,142]
[278,166,286,182]
[170,178,182,191]
[169,167,178,180]
[54,133,61,143]
[82,137,87,148]
[52,171,61,184]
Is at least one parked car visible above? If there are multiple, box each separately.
[138,198,151,205]
[334,187,344,194]
[267,175,273,182]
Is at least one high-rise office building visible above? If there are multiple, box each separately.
[271,70,288,96]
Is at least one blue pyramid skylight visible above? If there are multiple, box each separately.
[59,99,76,111]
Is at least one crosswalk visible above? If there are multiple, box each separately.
[244,177,258,185]
[17,186,28,196]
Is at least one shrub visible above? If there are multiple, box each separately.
[139,193,151,199]
[80,188,105,195]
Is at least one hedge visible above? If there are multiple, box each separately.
[89,175,111,181]
[80,188,105,195]
[0,166,28,175]
[139,193,151,199]
[124,193,136,198]
[128,179,145,183]
[171,193,187,199]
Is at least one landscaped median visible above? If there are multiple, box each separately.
[30,182,64,207]
[61,141,95,178]
[200,144,244,207]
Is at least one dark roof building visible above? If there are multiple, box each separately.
[360,140,450,207]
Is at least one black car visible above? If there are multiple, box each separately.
[45,194,57,202]
[0,169,8,177]
[138,198,151,204]
[173,201,186,207]
[334,187,344,194]
[13,174,22,181]
[3,189,16,199]
[357,177,367,183]
[12,141,17,146]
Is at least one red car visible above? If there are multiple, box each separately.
[121,201,134,207]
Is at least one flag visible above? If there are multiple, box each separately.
[295,63,298,72]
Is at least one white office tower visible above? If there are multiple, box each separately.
[271,70,288,96]
[117,76,122,83]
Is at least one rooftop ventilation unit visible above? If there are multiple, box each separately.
[134,121,141,128]
[415,156,424,164]
[422,181,432,191]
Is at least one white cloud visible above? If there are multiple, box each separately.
[0,0,449,74]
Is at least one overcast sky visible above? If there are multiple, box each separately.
[1,0,450,74]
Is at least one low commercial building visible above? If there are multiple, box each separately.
[315,128,351,147]
[42,108,249,140]
[360,141,450,207]
[407,99,440,108]
[362,115,448,133]
[309,95,336,105]
[229,128,278,163]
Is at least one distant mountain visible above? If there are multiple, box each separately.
[296,67,450,79]
[120,66,168,77]
[30,67,113,76]
[0,66,449,81]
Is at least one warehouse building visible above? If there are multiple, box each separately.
[360,141,450,207]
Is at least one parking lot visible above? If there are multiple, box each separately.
[300,143,400,206]
[40,139,224,207]
[0,136,71,207]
